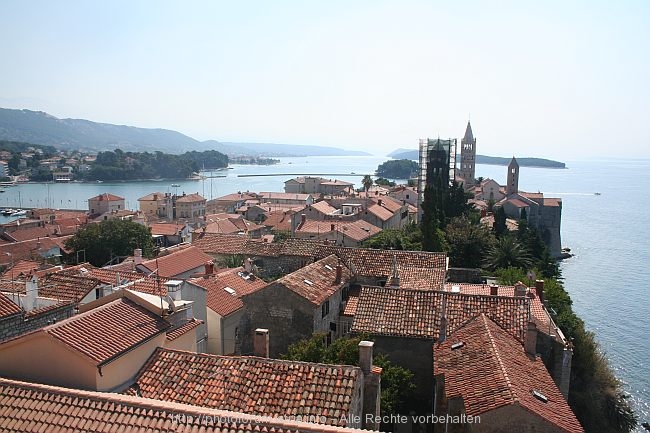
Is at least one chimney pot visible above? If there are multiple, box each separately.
[134,248,143,266]
[335,264,342,283]
[301,214,306,224]
[244,258,253,273]
[378,199,382,206]
[204,261,214,276]
[253,328,269,357]
[490,284,499,296]
[515,281,527,297]
[358,341,374,374]
[330,223,335,231]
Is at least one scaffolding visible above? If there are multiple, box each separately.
[417,138,457,216]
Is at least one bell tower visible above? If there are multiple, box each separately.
[459,121,477,186]
[506,157,519,195]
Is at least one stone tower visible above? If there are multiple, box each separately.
[459,121,477,186]
[506,157,519,195]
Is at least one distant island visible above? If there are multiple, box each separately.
[388,149,565,168]
[0,108,371,158]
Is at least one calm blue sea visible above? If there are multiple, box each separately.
[1,155,648,428]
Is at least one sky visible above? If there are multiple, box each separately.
[0,1,648,159]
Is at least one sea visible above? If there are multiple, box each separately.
[1,155,648,429]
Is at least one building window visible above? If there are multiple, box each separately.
[322,300,330,318]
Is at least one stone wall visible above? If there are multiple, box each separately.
[0,303,75,343]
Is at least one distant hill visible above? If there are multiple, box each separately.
[0,108,370,157]
[390,149,565,168]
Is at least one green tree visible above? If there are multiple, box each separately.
[445,216,495,268]
[484,234,533,271]
[493,206,507,237]
[375,159,418,179]
[65,219,154,267]
[283,333,417,418]
[362,175,373,195]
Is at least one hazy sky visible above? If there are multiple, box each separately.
[1,1,648,159]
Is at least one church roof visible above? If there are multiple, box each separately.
[509,156,519,167]
[463,121,474,142]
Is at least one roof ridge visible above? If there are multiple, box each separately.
[482,314,517,404]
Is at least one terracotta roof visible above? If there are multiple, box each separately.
[149,223,183,236]
[24,273,102,303]
[139,245,214,278]
[398,266,447,290]
[0,377,372,433]
[0,237,62,262]
[351,287,440,338]
[320,179,354,186]
[265,255,350,305]
[213,192,258,202]
[0,292,21,319]
[202,218,242,235]
[351,287,530,342]
[2,226,53,242]
[295,220,381,243]
[88,192,124,201]
[505,198,529,208]
[138,192,167,201]
[190,267,267,317]
[310,201,339,215]
[544,198,562,207]
[130,347,362,426]
[342,287,360,316]
[3,259,41,278]
[263,210,295,231]
[193,233,251,254]
[445,283,558,341]
[74,267,171,296]
[175,193,206,203]
[434,315,583,433]
[337,248,447,279]
[166,319,202,341]
[39,297,170,365]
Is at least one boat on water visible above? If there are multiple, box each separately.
[10,209,26,217]
[1,209,15,216]
[171,183,181,187]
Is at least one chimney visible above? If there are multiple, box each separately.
[134,248,143,266]
[335,264,342,284]
[490,284,499,296]
[378,199,382,206]
[204,261,214,277]
[535,279,545,302]
[25,275,38,311]
[359,341,381,430]
[514,281,527,297]
[153,194,158,201]
[525,321,538,356]
[165,280,183,301]
[253,328,269,357]
[300,214,306,225]
[330,223,335,231]
[439,316,448,343]
[244,258,253,273]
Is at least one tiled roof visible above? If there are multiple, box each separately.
[166,319,202,341]
[342,287,360,316]
[130,347,362,426]
[36,273,103,303]
[175,193,206,203]
[310,201,339,215]
[366,204,393,221]
[351,287,530,342]
[0,292,21,319]
[505,198,529,208]
[263,210,295,231]
[3,259,41,278]
[267,255,350,305]
[74,267,171,296]
[0,377,371,433]
[434,315,583,433]
[139,245,214,278]
[337,248,447,279]
[190,267,267,317]
[88,192,124,201]
[138,192,167,201]
[544,198,562,207]
[295,220,381,243]
[202,218,243,234]
[0,237,62,262]
[42,297,170,365]
[444,283,558,341]
[149,223,183,236]
[351,287,440,338]
[398,266,447,290]
[2,226,54,242]
[320,179,354,186]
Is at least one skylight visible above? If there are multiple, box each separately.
[304,279,314,286]
[223,287,236,296]
[324,265,333,271]
[532,390,548,403]
[451,342,465,350]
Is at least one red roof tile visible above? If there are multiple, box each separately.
[266,255,350,305]
[434,315,583,432]
[0,377,369,433]
[88,192,124,201]
[175,193,206,203]
[130,347,362,426]
[0,292,21,319]
[43,298,170,365]
[166,319,202,341]
[149,223,183,236]
[139,245,214,278]
[190,267,268,317]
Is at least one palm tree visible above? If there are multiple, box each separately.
[362,175,373,197]
[484,234,533,271]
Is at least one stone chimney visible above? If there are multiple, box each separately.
[204,261,214,277]
[253,328,269,357]
[134,248,143,266]
[330,223,335,231]
[378,199,382,206]
[525,321,538,356]
[490,284,499,296]
[165,280,183,301]
[535,279,545,302]
[25,275,38,311]
[244,258,253,273]
[359,341,381,430]
[514,281,527,297]
[335,264,342,284]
